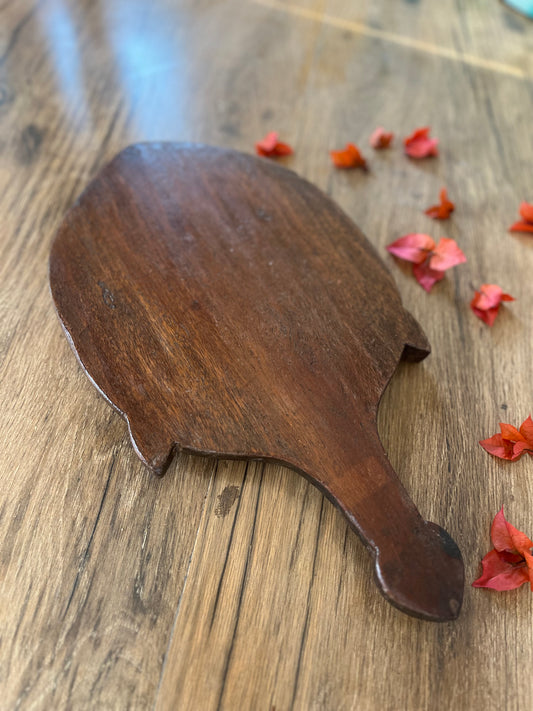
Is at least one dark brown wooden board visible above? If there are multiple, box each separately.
[49,142,464,621]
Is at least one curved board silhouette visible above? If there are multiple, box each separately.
[49,143,464,621]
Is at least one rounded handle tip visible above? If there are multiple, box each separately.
[374,521,464,622]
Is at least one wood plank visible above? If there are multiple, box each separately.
[253,0,533,78]
[155,459,326,710]
[1,0,533,709]
[0,328,216,708]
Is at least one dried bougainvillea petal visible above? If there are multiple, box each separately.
[480,417,533,460]
[425,188,455,220]
[509,202,533,233]
[404,127,439,158]
[255,132,293,158]
[470,284,514,326]
[330,143,368,169]
[370,127,394,149]
[473,508,533,591]
[387,235,465,292]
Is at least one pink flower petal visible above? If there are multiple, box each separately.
[412,262,445,292]
[404,127,439,159]
[386,233,435,264]
[428,237,467,271]
[370,127,393,149]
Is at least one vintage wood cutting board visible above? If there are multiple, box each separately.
[49,143,464,621]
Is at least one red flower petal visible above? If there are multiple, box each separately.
[404,127,439,159]
[330,143,367,169]
[491,507,533,555]
[519,416,533,448]
[479,432,515,460]
[412,262,445,292]
[470,285,514,326]
[509,221,533,233]
[471,305,499,327]
[474,509,533,592]
[428,237,467,271]
[369,127,393,149]
[512,441,532,459]
[524,549,533,591]
[519,201,533,223]
[386,233,435,264]
[425,188,455,220]
[480,420,533,460]
[256,132,293,158]
[500,422,526,443]
[472,548,529,590]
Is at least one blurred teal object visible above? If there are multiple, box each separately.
[504,0,533,18]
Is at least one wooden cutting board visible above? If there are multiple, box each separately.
[49,142,464,621]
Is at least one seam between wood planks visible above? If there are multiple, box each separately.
[151,459,217,711]
[252,0,530,80]
[214,462,265,711]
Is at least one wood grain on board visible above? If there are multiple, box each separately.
[1,0,533,709]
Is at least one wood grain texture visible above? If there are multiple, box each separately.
[1,0,533,708]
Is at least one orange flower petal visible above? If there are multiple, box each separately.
[425,188,455,219]
[330,143,367,169]
[256,132,293,158]
[519,416,533,448]
[509,221,533,233]
[519,201,533,223]
[500,422,526,443]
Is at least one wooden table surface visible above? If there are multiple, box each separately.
[1,1,532,709]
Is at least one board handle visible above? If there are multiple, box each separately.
[309,430,464,621]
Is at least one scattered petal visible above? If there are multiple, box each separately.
[472,548,529,591]
[510,221,533,234]
[509,201,533,233]
[387,235,465,291]
[330,143,367,169]
[404,127,439,159]
[480,417,533,460]
[428,237,467,271]
[412,262,445,292]
[255,132,293,158]
[479,432,516,460]
[425,188,455,220]
[470,284,514,326]
[491,507,533,555]
[519,415,533,447]
[520,201,533,223]
[473,508,533,591]
[386,233,435,264]
[500,422,526,443]
[524,550,533,591]
[370,127,394,149]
